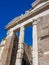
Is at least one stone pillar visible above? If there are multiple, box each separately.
[32,21,38,65]
[0,40,6,60]
[15,26,25,65]
[0,31,15,65]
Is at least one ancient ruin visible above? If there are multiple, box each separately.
[0,0,49,65]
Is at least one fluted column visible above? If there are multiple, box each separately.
[0,30,15,65]
[15,26,25,65]
[32,21,38,65]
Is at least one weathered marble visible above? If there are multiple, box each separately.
[32,21,38,65]
[0,31,15,65]
[37,14,49,65]
[15,26,25,65]
[0,0,49,65]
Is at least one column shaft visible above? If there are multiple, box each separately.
[15,26,25,65]
[0,31,15,65]
[32,21,38,65]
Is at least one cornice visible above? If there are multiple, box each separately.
[5,1,49,30]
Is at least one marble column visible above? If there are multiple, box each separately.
[0,31,15,65]
[32,21,38,65]
[15,26,25,65]
[0,40,6,60]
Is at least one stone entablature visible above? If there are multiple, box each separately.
[32,0,48,8]
[5,0,49,30]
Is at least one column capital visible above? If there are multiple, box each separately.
[32,19,38,25]
[20,26,25,31]
[6,30,15,39]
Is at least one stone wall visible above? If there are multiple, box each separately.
[37,14,49,65]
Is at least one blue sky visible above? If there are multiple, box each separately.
[0,0,35,45]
